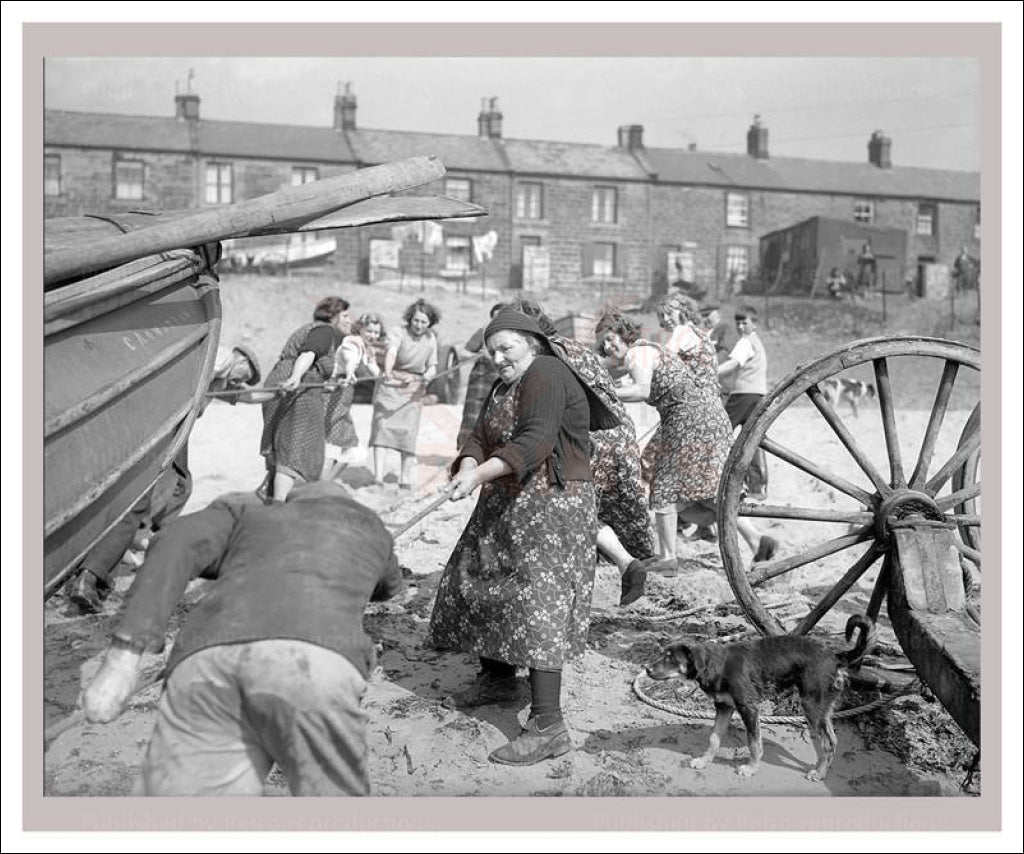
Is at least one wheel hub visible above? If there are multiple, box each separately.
[875,488,944,541]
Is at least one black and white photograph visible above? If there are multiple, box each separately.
[11,8,1019,844]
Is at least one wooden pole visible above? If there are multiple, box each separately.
[45,156,446,287]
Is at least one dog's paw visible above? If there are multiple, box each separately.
[736,763,759,777]
[805,769,825,782]
[689,757,711,770]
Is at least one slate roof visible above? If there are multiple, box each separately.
[642,147,979,203]
[45,109,979,202]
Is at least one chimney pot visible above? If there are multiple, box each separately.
[617,124,644,150]
[175,92,200,122]
[746,115,769,159]
[868,129,892,169]
[334,84,357,131]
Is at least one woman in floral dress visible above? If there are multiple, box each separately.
[596,311,771,571]
[428,308,617,767]
[323,312,383,479]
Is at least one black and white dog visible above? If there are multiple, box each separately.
[818,378,876,418]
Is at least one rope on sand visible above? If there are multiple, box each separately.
[631,669,920,725]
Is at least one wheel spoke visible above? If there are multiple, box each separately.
[792,544,882,635]
[865,556,892,623]
[873,357,906,488]
[807,385,892,496]
[738,503,874,525]
[935,483,981,511]
[761,436,875,506]
[909,359,960,489]
[925,431,982,496]
[750,528,875,586]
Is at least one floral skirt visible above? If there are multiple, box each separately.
[427,475,597,669]
[591,425,655,560]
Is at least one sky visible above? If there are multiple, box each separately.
[43,55,982,172]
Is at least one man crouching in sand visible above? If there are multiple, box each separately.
[81,481,402,796]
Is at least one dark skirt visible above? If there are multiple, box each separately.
[260,363,326,483]
[324,384,358,450]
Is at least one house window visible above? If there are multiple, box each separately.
[592,186,617,224]
[113,157,144,201]
[292,166,319,185]
[725,246,749,283]
[592,242,617,277]
[44,154,61,197]
[853,200,875,224]
[445,177,472,202]
[726,192,750,228]
[915,202,937,236]
[205,162,234,205]
[516,182,543,219]
[974,206,980,239]
[445,236,472,272]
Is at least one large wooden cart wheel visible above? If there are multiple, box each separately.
[717,336,981,637]
[952,404,981,559]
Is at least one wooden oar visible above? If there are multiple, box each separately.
[44,156,446,286]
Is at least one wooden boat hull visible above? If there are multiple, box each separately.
[41,157,486,597]
[43,238,221,597]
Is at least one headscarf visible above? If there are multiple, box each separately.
[484,309,619,431]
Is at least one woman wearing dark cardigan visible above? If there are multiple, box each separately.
[427,308,617,766]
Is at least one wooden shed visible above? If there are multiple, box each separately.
[758,216,908,296]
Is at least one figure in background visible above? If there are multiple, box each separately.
[259,296,351,503]
[717,305,771,509]
[369,299,440,490]
[826,267,847,300]
[323,313,384,482]
[456,302,506,450]
[597,311,777,571]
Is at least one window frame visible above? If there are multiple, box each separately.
[112,156,145,201]
[515,181,544,220]
[591,241,617,278]
[725,245,750,283]
[853,199,875,224]
[291,166,319,186]
[444,177,473,203]
[444,235,473,272]
[205,161,234,205]
[44,153,62,197]
[591,186,618,224]
[725,192,750,229]
[915,201,937,236]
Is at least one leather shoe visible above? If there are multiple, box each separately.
[488,718,573,766]
[619,560,647,606]
[443,674,526,709]
[69,570,104,614]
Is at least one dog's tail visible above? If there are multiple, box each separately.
[836,614,876,669]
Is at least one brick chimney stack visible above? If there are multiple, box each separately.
[478,97,503,139]
[617,124,644,150]
[868,130,892,169]
[487,97,503,139]
[746,114,769,159]
[334,82,357,131]
[174,69,200,121]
